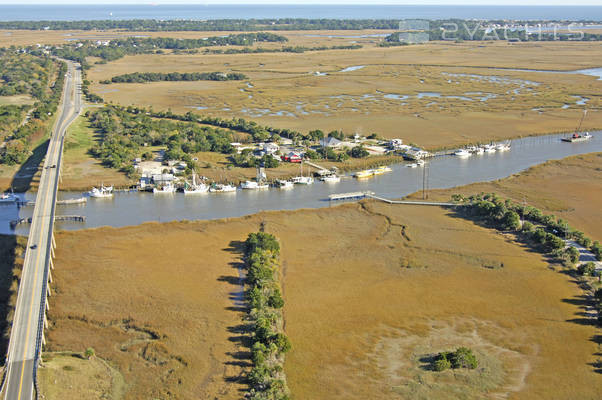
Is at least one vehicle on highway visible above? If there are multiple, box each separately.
[30,244,37,249]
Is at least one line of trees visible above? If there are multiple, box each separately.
[243,232,291,400]
[49,32,287,65]
[1,53,66,165]
[205,44,362,55]
[454,192,602,263]
[3,19,598,32]
[101,71,247,84]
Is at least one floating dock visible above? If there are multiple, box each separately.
[328,191,375,201]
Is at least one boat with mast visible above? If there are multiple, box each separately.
[183,172,208,194]
[88,184,114,198]
[562,110,593,142]
[241,165,270,190]
[292,161,314,185]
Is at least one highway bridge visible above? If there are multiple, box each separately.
[2,59,82,400]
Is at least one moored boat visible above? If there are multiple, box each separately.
[209,183,237,193]
[88,184,114,198]
[153,183,176,194]
[454,149,471,157]
[183,173,208,194]
[320,174,340,183]
[0,192,17,203]
[275,179,294,189]
[354,169,373,179]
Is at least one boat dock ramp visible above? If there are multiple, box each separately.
[328,191,461,207]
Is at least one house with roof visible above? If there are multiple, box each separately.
[319,136,342,148]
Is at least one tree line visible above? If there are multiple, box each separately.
[454,193,602,264]
[101,71,247,84]
[204,44,362,55]
[1,54,66,165]
[48,32,287,65]
[243,232,291,400]
[1,18,596,32]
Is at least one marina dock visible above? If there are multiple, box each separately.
[328,191,375,201]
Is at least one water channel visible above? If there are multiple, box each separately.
[1,132,601,235]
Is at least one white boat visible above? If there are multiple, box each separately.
[183,173,208,194]
[241,180,269,190]
[292,176,314,185]
[416,159,425,166]
[275,179,294,189]
[483,144,497,153]
[292,162,314,185]
[153,183,176,194]
[0,193,17,203]
[495,142,511,151]
[320,174,340,183]
[88,184,114,198]
[474,147,485,154]
[407,163,418,168]
[209,183,237,193]
[454,149,471,157]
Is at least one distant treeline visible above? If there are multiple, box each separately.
[101,71,247,84]
[205,44,362,55]
[47,32,287,65]
[0,18,598,32]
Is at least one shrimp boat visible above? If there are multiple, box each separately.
[209,183,237,193]
[495,142,511,152]
[562,110,593,142]
[183,173,208,194]
[292,162,314,185]
[275,179,294,189]
[454,149,471,157]
[88,184,114,198]
[241,165,269,190]
[153,183,176,194]
[483,144,497,153]
[320,173,340,183]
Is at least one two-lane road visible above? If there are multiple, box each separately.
[3,59,82,400]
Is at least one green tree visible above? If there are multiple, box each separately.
[84,347,95,359]
[578,262,596,276]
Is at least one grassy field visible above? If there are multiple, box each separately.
[411,152,602,240]
[60,113,132,191]
[85,39,602,149]
[44,150,602,399]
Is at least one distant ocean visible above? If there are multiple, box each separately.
[0,5,600,22]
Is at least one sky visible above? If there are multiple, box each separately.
[1,0,601,5]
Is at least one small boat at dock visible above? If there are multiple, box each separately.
[320,174,340,183]
[275,179,294,189]
[153,183,176,194]
[209,183,237,193]
[354,169,373,179]
[454,149,471,157]
[88,184,114,198]
[495,142,511,152]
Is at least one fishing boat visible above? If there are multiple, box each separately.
[88,184,114,198]
[209,183,237,193]
[320,173,340,183]
[495,142,511,151]
[483,144,497,153]
[562,110,593,142]
[275,179,294,189]
[153,183,176,194]
[183,173,208,194]
[241,180,269,190]
[562,132,593,142]
[454,149,471,157]
[241,165,270,189]
[0,192,17,203]
[354,169,373,179]
[292,162,314,185]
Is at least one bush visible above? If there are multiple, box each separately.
[349,145,369,158]
[433,355,452,371]
[578,262,596,276]
[432,347,477,371]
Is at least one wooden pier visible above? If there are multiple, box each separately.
[10,215,86,228]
